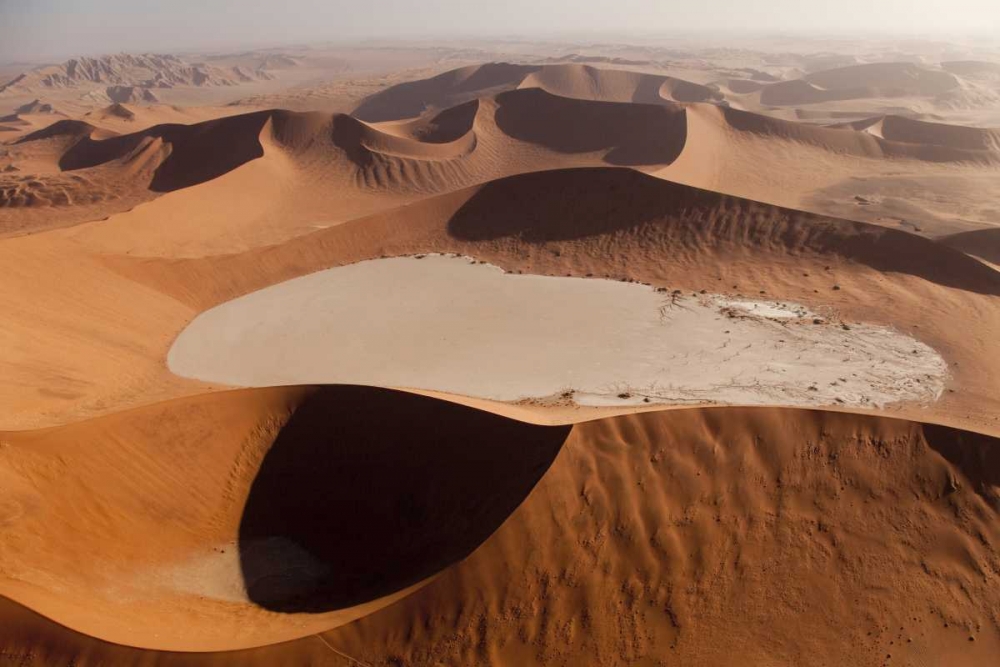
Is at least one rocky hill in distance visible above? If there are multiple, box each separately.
[0,53,274,96]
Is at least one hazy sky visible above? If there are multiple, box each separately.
[2,0,999,61]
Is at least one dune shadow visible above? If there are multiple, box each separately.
[923,424,1000,510]
[445,167,1000,297]
[445,167,697,243]
[941,228,1000,265]
[352,63,535,123]
[19,111,291,192]
[493,88,687,166]
[238,385,570,613]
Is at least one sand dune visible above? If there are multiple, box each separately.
[0,385,569,650]
[7,82,998,242]
[717,106,1000,164]
[353,62,720,121]
[760,62,962,106]
[843,114,1000,151]
[0,398,997,663]
[327,406,1000,666]
[941,228,1000,267]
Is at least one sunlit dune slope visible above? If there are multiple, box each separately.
[0,385,569,650]
[351,62,721,121]
[1,402,997,664]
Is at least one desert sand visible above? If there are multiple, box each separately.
[0,34,999,666]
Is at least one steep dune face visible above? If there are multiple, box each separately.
[493,89,687,165]
[941,228,1000,266]
[847,114,1000,151]
[0,385,569,650]
[351,62,537,121]
[761,62,962,106]
[518,64,722,104]
[719,106,1000,164]
[352,62,719,122]
[1,406,997,664]
[440,168,1000,296]
[326,407,1000,667]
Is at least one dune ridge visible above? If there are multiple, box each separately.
[760,62,962,106]
[352,62,721,121]
[7,81,998,241]
[0,389,996,664]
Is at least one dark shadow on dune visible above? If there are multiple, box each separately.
[941,228,1000,265]
[352,63,535,123]
[444,167,1000,297]
[446,167,690,242]
[493,88,687,165]
[238,385,570,613]
[59,111,273,191]
[923,424,1000,511]
[19,110,324,192]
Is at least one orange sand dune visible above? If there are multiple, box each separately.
[352,62,720,121]
[842,114,1000,151]
[7,83,999,243]
[715,106,1000,164]
[3,89,691,243]
[0,399,997,664]
[760,62,961,106]
[0,385,569,650]
[941,227,1000,267]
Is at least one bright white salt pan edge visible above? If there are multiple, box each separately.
[168,255,948,410]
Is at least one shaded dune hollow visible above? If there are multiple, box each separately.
[239,385,570,613]
[0,384,570,650]
[0,401,998,665]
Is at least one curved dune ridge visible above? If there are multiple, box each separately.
[941,227,1000,267]
[6,75,999,240]
[0,385,570,650]
[0,391,997,663]
[760,62,962,106]
[844,114,1000,152]
[719,106,1000,164]
[352,62,721,121]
